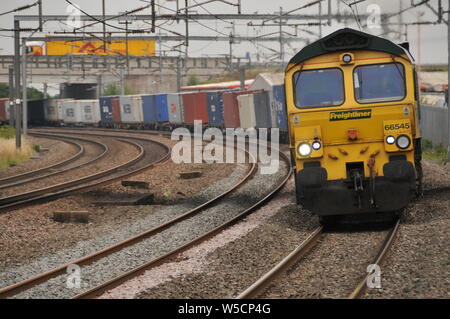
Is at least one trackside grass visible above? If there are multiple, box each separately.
[0,126,33,169]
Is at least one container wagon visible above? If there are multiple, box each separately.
[78,99,101,124]
[206,91,225,127]
[27,99,46,126]
[182,92,209,127]
[167,93,184,125]
[44,98,74,125]
[253,91,272,128]
[141,94,158,129]
[62,100,81,124]
[237,94,257,129]
[99,96,121,127]
[119,95,144,124]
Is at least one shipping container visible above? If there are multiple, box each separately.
[273,84,287,130]
[223,90,263,128]
[155,94,169,122]
[223,92,240,128]
[237,94,257,129]
[119,95,144,123]
[27,99,45,125]
[62,100,81,123]
[44,98,73,123]
[182,92,209,125]
[253,91,272,128]
[167,93,183,124]
[78,99,101,124]
[206,91,224,126]
[0,98,8,122]
[43,99,60,123]
[99,96,116,123]
[248,73,284,128]
[111,97,121,122]
[141,94,157,123]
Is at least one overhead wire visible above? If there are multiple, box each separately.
[339,0,363,30]
[0,1,39,18]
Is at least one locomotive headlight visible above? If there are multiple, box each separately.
[342,54,352,63]
[396,134,411,149]
[312,141,322,150]
[298,143,312,157]
[386,136,395,145]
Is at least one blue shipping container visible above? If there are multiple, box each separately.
[273,85,287,130]
[142,95,158,123]
[99,96,114,122]
[206,92,224,126]
[155,94,169,122]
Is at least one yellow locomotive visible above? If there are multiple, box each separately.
[285,28,422,223]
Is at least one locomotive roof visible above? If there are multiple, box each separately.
[288,28,410,66]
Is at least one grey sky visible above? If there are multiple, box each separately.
[0,0,448,64]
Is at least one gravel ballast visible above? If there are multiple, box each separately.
[8,158,286,298]
[114,178,319,299]
[363,168,449,298]
[118,159,448,299]
[0,134,237,271]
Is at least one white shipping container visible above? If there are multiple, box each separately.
[78,99,101,123]
[62,100,82,123]
[237,94,256,129]
[119,95,144,123]
[44,99,72,122]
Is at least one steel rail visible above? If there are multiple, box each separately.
[236,226,323,299]
[348,219,401,299]
[0,132,170,214]
[0,133,108,190]
[0,135,85,185]
[74,150,292,299]
[0,137,143,212]
[0,140,254,298]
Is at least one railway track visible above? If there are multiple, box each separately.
[348,219,400,299]
[0,133,108,191]
[75,148,291,299]
[0,131,170,213]
[0,140,291,299]
[0,134,86,185]
[237,219,401,299]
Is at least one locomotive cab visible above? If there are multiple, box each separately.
[285,28,422,222]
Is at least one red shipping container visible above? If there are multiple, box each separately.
[111,97,122,122]
[223,90,263,128]
[0,97,8,122]
[181,92,209,124]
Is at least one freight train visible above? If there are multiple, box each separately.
[0,28,422,225]
[0,78,288,139]
[285,28,422,224]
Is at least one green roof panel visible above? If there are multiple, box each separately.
[288,28,409,66]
